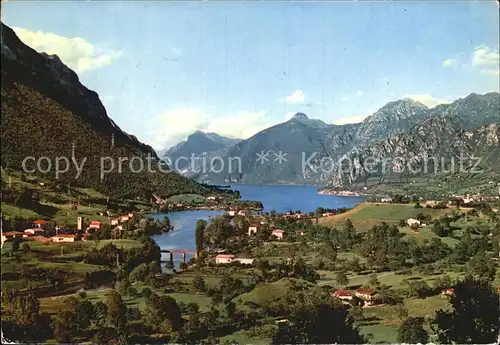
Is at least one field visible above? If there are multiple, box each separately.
[319,202,459,232]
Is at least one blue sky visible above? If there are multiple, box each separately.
[2,1,499,150]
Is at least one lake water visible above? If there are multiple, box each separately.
[151,185,364,260]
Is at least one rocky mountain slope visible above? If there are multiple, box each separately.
[1,22,210,199]
[181,92,499,186]
[328,99,500,189]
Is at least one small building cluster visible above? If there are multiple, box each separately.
[1,212,136,245]
[331,288,377,307]
[215,254,255,266]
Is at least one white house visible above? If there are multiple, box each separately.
[332,290,353,304]
[215,254,235,264]
[51,234,77,243]
[234,258,255,265]
[272,229,285,240]
[23,228,44,237]
[380,197,393,203]
[248,225,259,236]
[227,210,236,217]
[111,218,120,226]
[120,215,130,222]
[88,220,102,229]
[407,218,423,227]
[206,196,217,201]
[238,210,250,216]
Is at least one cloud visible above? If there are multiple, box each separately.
[443,58,457,67]
[332,115,367,125]
[405,94,452,108]
[13,27,122,73]
[472,46,499,66]
[148,107,276,150]
[481,68,500,76]
[341,96,350,102]
[356,91,364,96]
[282,89,305,104]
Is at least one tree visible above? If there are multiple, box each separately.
[349,305,363,322]
[11,237,21,252]
[195,219,207,255]
[398,317,428,343]
[93,301,108,328]
[54,310,78,343]
[75,299,94,331]
[433,275,500,343]
[144,294,183,332]
[368,273,380,289]
[272,289,365,344]
[193,275,206,292]
[106,290,127,330]
[468,252,496,280]
[396,304,408,321]
[1,290,52,342]
[335,271,349,287]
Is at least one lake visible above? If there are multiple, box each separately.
[151,184,364,261]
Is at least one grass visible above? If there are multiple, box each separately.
[1,202,41,218]
[359,294,451,343]
[237,278,313,307]
[319,203,456,232]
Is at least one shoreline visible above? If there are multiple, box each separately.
[317,189,368,197]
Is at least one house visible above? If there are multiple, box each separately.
[33,219,49,228]
[120,215,130,222]
[295,230,306,236]
[23,228,45,237]
[441,288,455,297]
[215,254,235,264]
[238,210,250,216]
[51,234,77,243]
[380,197,393,203]
[227,210,236,217]
[88,220,102,230]
[271,229,285,240]
[1,231,24,244]
[322,212,335,217]
[294,213,305,219]
[332,290,353,303]
[111,218,120,226]
[206,196,217,201]
[234,258,255,265]
[248,225,259,236]
[355,288,376,306]
[406,218,422,227]
[127,212,134,218]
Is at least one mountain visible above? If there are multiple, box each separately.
[328,94,500,189]
[160,131,241,174]
[0,22,210,199]
[197,113,338,184]
[194,92,498,186]
[351,98,428,148]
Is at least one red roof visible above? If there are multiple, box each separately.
[90,220,102,224]
[442,288,455,294]
[272,229,285,233]
[216,254,235,259]
[3,231,24,236]
[34,220,49,225]
[356,288,374,295]
[333,290,351,297]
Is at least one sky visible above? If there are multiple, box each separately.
[2,1,499,151]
